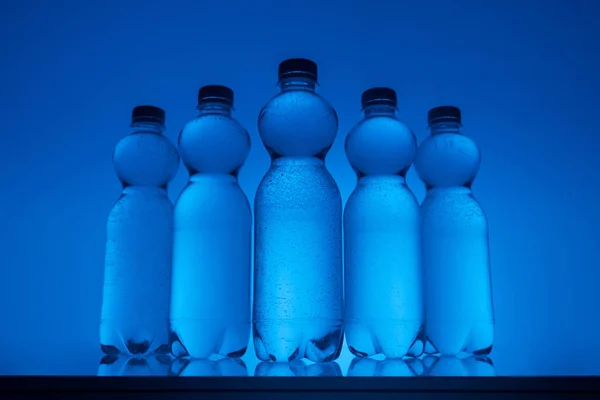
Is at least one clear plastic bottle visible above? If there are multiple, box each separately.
[344,87,424,359]
[170,85,251,359]
[100,105,180,356]
[414,106,495,356]
[253,58,344,362]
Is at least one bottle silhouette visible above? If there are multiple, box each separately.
[170,85,251,359]
[100,105,180,356]
[253,58,344,362]
[414,106,495,356]
[344,87,424,359]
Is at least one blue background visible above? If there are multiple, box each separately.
[1,0,599,376]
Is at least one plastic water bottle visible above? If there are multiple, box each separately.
[100,105,180,356]
[414,106,495,356]
[170,85,251,359]
[253,58,344,362]
[344,87,424,359]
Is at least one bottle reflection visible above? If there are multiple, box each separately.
[423,355,495,376]
[98,354,172,376]
[170,358,248,376]
[254,361,342,376]
[347,357,424,377]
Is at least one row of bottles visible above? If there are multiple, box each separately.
[100,57,494,363]
[98,354,495,377]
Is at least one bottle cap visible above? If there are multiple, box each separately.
[427,105,461,125]
[361,87,397,108]
[278,58,318,82]
[131,105,166,125]
[198,85,234,106]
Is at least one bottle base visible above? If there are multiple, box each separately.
[253,318,343,363]
[345,320,424,359]
[424,321,494,356]
[169,319,250,359]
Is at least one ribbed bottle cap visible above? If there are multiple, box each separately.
[361,87,397,108]
[278,58,318,82]
[198,85,234,106]
[427,105,461,125]
[131,105,166,125]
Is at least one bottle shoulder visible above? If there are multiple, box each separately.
[112,133,180,187]
[421,189,488,226]
[256,159,341,203]
[346,177,419,209]
[345,116,417,176]
[174,176,251,217]
[257,90,338,158]
[178,114,250,175]
[180,114,249,139]
[415,133,481,188]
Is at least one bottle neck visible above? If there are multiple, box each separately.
[197,101,232,116]
[363,103,397,117]
[429,121,461,135]
[278,76,317,92]
[130,121,164,134]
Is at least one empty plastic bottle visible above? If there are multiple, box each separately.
[170,85,251,359]
[344,87,424,359]
[253,58,344,362]
[100,105,180,356]
[414,106,495,356]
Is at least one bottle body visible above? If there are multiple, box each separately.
[254,157,343,362]
[100,112,179,356]
[101,187,174,355]
[421,187,494,356]
[344,176,423,358]
[170,174,251,359]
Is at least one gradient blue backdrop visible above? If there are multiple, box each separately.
[1,0,599,376]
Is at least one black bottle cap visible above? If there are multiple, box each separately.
[361,87,397,108]
[427,105,462,125]
[131,105,166,125]
[278,58,318,82]
[198,85,234,106]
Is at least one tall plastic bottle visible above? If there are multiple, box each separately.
[253,58,344,362]
[414,105,494,356]
[170,85,251,359]
[344,87,424,359]
[100,105,180,355]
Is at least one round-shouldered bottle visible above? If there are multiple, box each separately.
[170,85,251,359]
[344,87,424,359]
[100,105,180,356]
[253,58,344,363]
[414,105,495,356]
